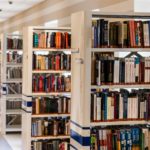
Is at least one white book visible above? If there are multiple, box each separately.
[114,60,119,83]
[93,94,97,121]
[127,97,131,119]
[125,58,129,83]
[119,95,123,119]
[96,96,101,121]
[98,61,101,85]
[140,102,144,118]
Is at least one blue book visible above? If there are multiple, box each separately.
[131,128,140,147]
[126,129,132,150]
[103,93,107,120]
[120,129,126,150]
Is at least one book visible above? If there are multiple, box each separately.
[33,32,71,49]
[91,127,150,150]
[31,117,70,137]
[32,96,71,114]
[91,53,150,85]
[91,89,150,121]
[92,19,150,48]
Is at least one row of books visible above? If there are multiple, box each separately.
[91,127,150,150]
[32,75,71,93]
[32,96,71,114]
[7,38,23,49]
[31,117,70,137]
[7,52,22,63]
[92,19,150,48]
[7,67,22,79]
[6,100,22,110]
[32,140,69,150]
[91,89,150,121]
[4,83,22,94]
[33,32,71,49]
[33,53,71,71]
[91,53,150,85]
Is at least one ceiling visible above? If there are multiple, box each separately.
[0,0,45,22]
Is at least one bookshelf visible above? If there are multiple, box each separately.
[22,26,77,150]
[71,11,150,149]
[1,33,23,134]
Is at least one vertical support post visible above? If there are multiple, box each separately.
[71,11,91,150]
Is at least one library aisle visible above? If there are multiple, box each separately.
[0,135,13,150]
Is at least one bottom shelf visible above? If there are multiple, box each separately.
[31,135,70,140]
[6,125,21,132]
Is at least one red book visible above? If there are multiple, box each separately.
[55,55,60,70]
[65,32,69,49]
[38,75,44,92]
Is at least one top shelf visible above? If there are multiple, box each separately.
[32,26,71,31]
[92,14,150,19]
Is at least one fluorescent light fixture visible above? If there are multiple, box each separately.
[92,9,101,12]
[44,20,58,27]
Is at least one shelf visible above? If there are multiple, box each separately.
[31,135,70,140]
[91,84,150,89]
[6,94,22,99]
[6,63,22,67]
[32,113,70,118]
[91,120,147,126]
[6,109,22,115]
[32,92,71,96]
[5,78,22,83]
[33,26,71,30]
[91,48,150,52]
[32,70,71,74]
[6,125,21,132]
[7,49,23,52]
[32,48,78,53]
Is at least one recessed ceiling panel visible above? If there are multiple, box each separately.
[0,0,45,22]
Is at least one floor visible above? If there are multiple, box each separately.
[0,134,22,150]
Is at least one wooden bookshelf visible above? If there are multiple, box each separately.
[31,135,70,140]
[32,70,71,74]
[91,48,150,52]
[32,113,70,118]
[91,84,150,89]
[70,11,150,149]
[22,26,74,150]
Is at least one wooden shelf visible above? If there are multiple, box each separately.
[91,120,147,126]
[32,70,71,74]
[32,48,78,53]
[91,48,150,52]
[31,135,70,140]
[32,92,71,96]
[91,84,150,89]
[32,113,70,118]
